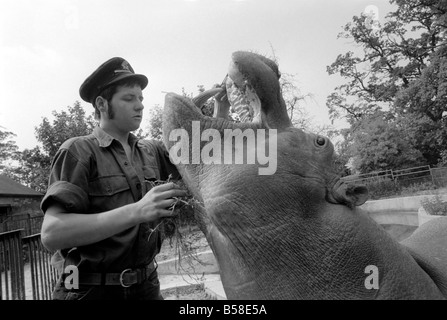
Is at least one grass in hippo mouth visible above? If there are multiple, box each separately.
[145,175,208,277]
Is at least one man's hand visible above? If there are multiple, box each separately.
[134,182,188,223]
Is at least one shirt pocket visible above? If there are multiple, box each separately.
[142,166,161,182]
[88,174,130,197]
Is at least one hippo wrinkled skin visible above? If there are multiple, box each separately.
[162,51,447,300]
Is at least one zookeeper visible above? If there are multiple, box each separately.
[40,57,185,300]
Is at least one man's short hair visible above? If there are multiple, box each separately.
[94,77,143,120]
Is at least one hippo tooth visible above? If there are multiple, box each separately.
[225,75,261,123]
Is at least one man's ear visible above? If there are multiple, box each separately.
[95,96,107,113]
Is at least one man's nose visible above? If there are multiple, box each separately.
[135,100,144,110]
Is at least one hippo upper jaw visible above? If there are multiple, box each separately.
[227,51,292,130]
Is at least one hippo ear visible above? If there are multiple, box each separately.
[328,180,369,208]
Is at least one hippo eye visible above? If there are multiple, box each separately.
[315,136,326,146]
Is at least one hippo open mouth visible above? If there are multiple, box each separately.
[223,52,283,124]
[191,51,291,130]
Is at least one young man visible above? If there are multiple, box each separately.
[40,57,186,300]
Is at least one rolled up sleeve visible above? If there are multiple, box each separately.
[41,181,90,213]
[41,146,91,213]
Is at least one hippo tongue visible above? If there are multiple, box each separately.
[225,75,261,123]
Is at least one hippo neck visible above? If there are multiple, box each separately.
[204,201,444,299]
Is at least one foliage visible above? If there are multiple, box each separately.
[437,150,447,167]
[363,177,401,200]
[267,49,324,132]
[327,0,447,173]
[400,181,438,196]
[347,111,426,173]
[7,147,51,193]
[349,176,442,200]
[0,128,19,173]
[421,195,447,216]
[279,72,313,129]
[146,104,163,141]
[5,102,96,192]
[36,101,96,157]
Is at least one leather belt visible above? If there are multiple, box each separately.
[62,260,157,287]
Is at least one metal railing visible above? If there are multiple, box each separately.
[0,230,57,300]
[22,234,58,300]
[342,165,447,188]
[0,229,26,300]
[0,215,43,237]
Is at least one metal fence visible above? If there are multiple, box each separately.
[342,165,447,188]
[0,214,43,237]
[22,234,58,300]
[0,230,26,300]
[0,229,57,300]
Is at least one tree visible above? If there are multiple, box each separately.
[36,101,96,158]
[0,128,19,174]
[279,72,316,130]
[146,104,163,141]
[267,47,317,131]
[7,102,97,192]
[327,0,447,171]
[10,147,51,193]
[347,112,426,173]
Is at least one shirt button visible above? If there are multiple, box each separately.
[124,161,128,166]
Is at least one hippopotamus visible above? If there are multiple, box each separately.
[162,51,447,299]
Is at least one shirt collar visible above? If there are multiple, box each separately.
[93,126,139,148]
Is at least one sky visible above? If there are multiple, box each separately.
[0,0,397,151]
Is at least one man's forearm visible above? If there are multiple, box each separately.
[41,182,186,252]
[41,202,140,252]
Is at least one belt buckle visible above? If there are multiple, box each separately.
[119,268,133,288]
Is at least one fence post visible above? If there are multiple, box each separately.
[428,165,436,186]
[27,214,31,236]
[390,169,397,188]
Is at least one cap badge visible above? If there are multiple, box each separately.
[114,60,132,74]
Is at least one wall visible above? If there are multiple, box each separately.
[0,196,43,236]
[0,196,43,218]
[360,194,447,226]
